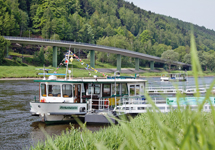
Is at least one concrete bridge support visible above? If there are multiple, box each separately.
[90,50,95,68]
[135,58,139,71]
[117,54,121,72]
[6,45,8,57]
[53,46,57,67]
[150,61,154,70]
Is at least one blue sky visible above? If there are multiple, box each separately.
[127,0,215,30]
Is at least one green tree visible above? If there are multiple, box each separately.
[183,53,191,64]
[0,36,10,65]
[152,43,172,57]
[174,46,190,62]
[96,35,132,66]
[19,10,29,36]
[139,30,153,44]
[0,0,19,35]
[161,50,179,70]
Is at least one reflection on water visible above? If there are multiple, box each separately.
[0,77,214,149]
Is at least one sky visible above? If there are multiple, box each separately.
[127,0,215,31]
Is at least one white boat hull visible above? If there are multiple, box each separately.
[30,102,87,122]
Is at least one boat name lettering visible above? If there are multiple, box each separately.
[59,106,78,110]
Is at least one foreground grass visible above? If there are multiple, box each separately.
[31,110,215,150]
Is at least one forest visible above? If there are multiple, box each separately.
[1,0,215,70]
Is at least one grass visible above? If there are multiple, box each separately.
[29,30,215,150]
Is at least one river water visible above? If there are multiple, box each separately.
[0,77,214,150]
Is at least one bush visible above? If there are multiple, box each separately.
[16,57,22,63]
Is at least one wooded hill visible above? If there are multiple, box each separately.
[1,0,215,70]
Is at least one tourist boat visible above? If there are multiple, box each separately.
[30,75,147,123]
[160,72,187,82]
[30,51,147,123]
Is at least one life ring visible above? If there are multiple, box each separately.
[104,99,109,108]
[162,74,165,77]
[40,98,46,103]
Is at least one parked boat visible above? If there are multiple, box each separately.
[114,96,215,116]
[30,50,147,124]
[30,75,147,123]
[160,72,187,82]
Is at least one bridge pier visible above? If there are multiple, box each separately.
[117,54,121,72]
[6,45,8,57]
[53,46,57,67]
[150,61,154,70]
[90,50,95,68]
[135,58,139,71]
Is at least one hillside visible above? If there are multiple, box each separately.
[1,0,215,70]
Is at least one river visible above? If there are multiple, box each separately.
[0,77,214,149]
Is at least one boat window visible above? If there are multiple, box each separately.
[95,84,100,94]
[102,84,111,97]
[88,84,94,94]
[62,84,72,98]
[48,85,61,97]
[88,84,100,95]
[121,83,128,95]
[138,107,145,110]
[112,84,120,96]
[136,85,140,95]
[131,107,136,110]
[130,85,135,96]
[41,84,46,97]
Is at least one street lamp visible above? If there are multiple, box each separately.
[29,30,30,38]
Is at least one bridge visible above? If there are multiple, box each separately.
[4,36,191,71]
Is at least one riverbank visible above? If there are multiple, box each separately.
[0,66,214,79]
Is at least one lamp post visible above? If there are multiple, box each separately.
[114,71,120,108]
[29,30,30,38]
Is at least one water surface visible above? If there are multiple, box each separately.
[0,77,214,149]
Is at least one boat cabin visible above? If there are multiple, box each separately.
[36,77,147,109]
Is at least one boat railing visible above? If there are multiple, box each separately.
[86,98,110,112]
[146,84,213,94]
[115,103,215,114]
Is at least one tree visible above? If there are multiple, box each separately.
[174,46,189,62]
[183,53,191,64]
[19,10,29,36]
[96,35,132,66]
[0,36,10,65]
[161,50,179,71]
[139,30,153,43]
[152,43,172,57]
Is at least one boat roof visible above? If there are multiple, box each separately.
[34,78,147,84]
[162,72,187,75]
